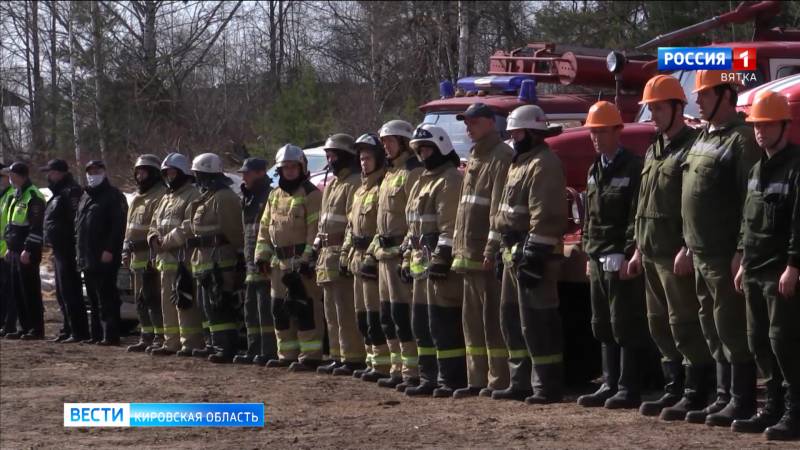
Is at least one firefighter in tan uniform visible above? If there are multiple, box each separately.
[404,124,466,398]
[147,153,204,356]
[451,102,512,399]
[315,134,368,376]
[162,153,244,363]
[490,105,567,403]
[373,120,424,391]
[124,155,166,352]
[255,144,325,372]
[349,133,391,382]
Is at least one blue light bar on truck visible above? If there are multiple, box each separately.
[439,80,455,98]
[518,79,537,103]
[456,75,536,93]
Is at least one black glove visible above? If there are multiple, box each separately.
[397,262,413,284]
[516,239,553,289]
[298,259,314,277]
[358,255,378,280]
[428,245,452,280]
[208,265,226,309]
[234,253,246,290]
[494,251,504,281]
[283,271,309,315]
[171,262,194,310]
[428,262,449,279]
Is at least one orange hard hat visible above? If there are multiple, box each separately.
[746,90,792,123]
[692,69,743,94]
[639,75,687,104]
[585,101,623,128]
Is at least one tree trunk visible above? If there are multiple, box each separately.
[68,1,82,167]
[457,0,469,79]
[29,0,46,155]
[268,0,277,89]
[49,0,58,152]
[142,1,158,95]
[90,0,107,161]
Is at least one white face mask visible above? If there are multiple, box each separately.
[86,173,106,188]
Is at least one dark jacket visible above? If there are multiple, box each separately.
[75,178,128,271]
[241,178,271,276]
[582,148,643,257]
[44,173,84,257]
[739,144,800,271]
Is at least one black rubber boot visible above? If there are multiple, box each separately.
[732,383,784,433]
[377,375,403,389]
[605,347,644,409]
[176,347,195,357]
[414,353,438,393]
[640,360,684,416]
[208,331,235,364]
[578,342,620,407]
[126,333,154,353]
[145,343,161,354]
[406,381,437,397]
[661,363,714,421]
[333,362,367,376]
[252,355,270,366]
[316,360,341,374]
[526,363,565,405]
[233,354,255,364]
[765,389,800,441]
[436,356,467,398]
[396,377,420,393]
[353,368,371,379]
[288,359,322,372]
[362,370,389,382]
[687,361,731,424]
[453,386,482,399]
[706,361,757,427]
[493,357,533,401]
[150,346,177,356]
[192,346,214,358]
[266,358,297,368]
[432,386,456,398]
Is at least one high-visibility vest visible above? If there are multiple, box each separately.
[0,186,14,257]
[3,184,45,255]
[7,184,44,226]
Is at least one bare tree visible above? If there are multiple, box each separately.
[457,0,469,78]
[90,0,107,161]
[68,0,82,166]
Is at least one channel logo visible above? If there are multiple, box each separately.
[658,47,756,71]
[64,403,265,427]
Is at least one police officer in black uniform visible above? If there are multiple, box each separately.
[41,159,89,343]
[75,160,128,345]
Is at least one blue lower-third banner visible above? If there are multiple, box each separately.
[64,403,265,427]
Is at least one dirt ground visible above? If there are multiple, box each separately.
[0,299,795,450]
